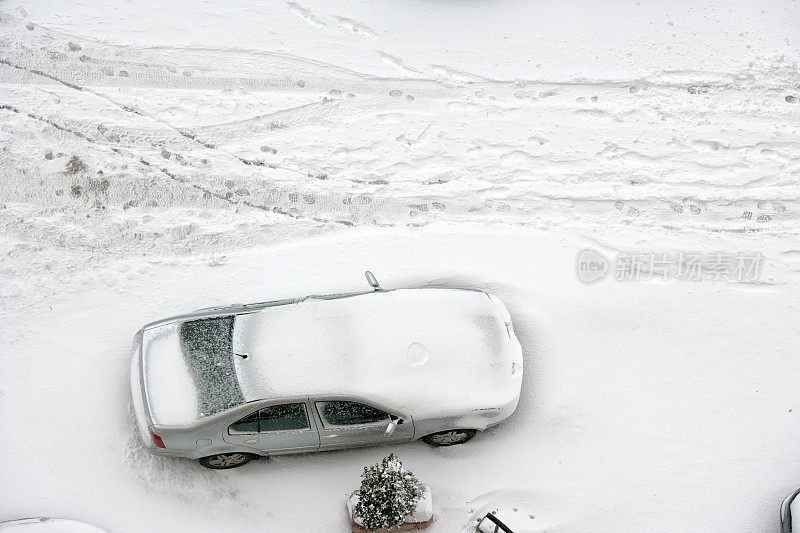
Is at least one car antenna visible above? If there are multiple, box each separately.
[364,271,382,291]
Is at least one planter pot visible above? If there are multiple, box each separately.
[348,516,434,533]
[347,485,433,532]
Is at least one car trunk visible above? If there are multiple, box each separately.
[141,315,244,426]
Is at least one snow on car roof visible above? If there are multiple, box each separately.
[232,288,522,418]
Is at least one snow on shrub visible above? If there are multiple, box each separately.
[353,453,422,531]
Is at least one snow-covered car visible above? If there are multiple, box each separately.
[0,519,106,533]
[130,274,523,469]
[781,487,800,533]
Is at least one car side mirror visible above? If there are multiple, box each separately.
[365,271,382,291]
[384,418,401,436]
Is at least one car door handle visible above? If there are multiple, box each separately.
[324,434,339,438]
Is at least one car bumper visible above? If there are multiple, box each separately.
[130,330,153,447]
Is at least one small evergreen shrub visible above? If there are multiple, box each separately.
[354,453,422,531]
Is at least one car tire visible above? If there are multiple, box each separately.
[199,452,257,469]
[421,429,477,446]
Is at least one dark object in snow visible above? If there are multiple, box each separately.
[478,512,515,533]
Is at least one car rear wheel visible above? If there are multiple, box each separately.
[199,453,257,469]
[422,429,477,446]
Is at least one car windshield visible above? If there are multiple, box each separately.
[178,316,245,417]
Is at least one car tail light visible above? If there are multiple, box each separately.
[148,427,165,448]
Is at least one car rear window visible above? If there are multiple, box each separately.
[179,316,245,417]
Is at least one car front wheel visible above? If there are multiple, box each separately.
[199,453,257,469]
[422,429,477,446]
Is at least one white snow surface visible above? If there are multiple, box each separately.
[233,289,521,419]
[1,0,800,532]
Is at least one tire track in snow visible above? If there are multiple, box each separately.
[0,103,371,228]
[3,8,800,277]
[3,97,799,243]
[3,14,798,95]
[0,16,452,99]
[0,105,510,264]
[1,54,348,186]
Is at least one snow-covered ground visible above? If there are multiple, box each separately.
[1,1,799,531]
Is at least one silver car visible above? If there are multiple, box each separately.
[131,273,523,469]
[782,488,800,533]
[0,519,106,532]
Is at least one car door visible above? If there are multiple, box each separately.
[313,399,414,451]
[223,400,320,455]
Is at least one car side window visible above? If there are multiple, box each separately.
[316,401,389,427]
[228,411,259,434]
[259,403,309,432]
[228,403,310,434]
